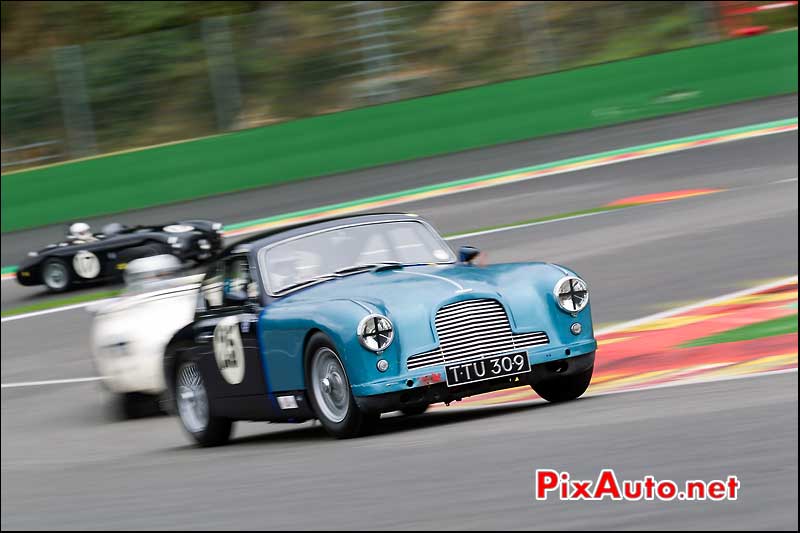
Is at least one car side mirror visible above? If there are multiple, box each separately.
[459,246,481,264]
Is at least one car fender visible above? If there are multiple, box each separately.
[259,298,395,392]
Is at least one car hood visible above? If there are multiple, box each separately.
[280,262,577,354]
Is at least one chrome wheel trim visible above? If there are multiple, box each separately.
[43,262,68,290]
[311,347,350,423]
[176,361,209,434]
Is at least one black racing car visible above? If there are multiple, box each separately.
[16,219,225,292]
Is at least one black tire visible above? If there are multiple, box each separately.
[305,332,378,439]
[116,392,162,419]
[173,358,232,447]
[41,257,72,292]
[400,403,430,416]
[532,365,594,403]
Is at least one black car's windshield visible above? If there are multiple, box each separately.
[261,220,455,294]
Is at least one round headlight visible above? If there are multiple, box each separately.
[358,314,394,352]
[554,276,589,313]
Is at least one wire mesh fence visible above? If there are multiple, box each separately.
[1,50,66,169]
[1,1,796,171]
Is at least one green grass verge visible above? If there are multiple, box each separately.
[0,289,122,318]
[681,314,798,348]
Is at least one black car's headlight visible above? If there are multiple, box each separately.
[357,314,394,352]
[554,276,589,314]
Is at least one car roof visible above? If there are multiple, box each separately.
[222,212,425,256]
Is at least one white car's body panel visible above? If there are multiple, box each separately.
[90,274,204,394]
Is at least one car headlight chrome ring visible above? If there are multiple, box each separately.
[357,314,394,353]
[554,276,589,314]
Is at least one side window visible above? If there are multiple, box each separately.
[222,256,259,307]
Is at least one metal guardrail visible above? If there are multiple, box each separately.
[1,140,64,170]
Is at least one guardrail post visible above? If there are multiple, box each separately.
[520,1,559,74]
[202,16,243,132]
[53,45,97,159]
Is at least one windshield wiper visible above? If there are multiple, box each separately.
[278,274,337,294]
[372,261,404,272]
[334,261,402,276]
[279,262,404,293]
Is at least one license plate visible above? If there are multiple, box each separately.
[445,352,531,387]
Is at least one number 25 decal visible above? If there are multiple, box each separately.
[213,316,246,385]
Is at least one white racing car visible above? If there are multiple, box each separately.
[89,255,204,418]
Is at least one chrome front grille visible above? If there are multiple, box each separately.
[513,331,550,347]
[406,299,550,371]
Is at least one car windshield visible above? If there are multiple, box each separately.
[261,220,455,294]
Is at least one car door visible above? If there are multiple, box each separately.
[193,253,276,420]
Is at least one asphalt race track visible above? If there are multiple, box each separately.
[2,95,798,530]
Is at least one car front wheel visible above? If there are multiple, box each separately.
[42,258,71,292]
[532,365,593,403]
[175,360,232,447]
[306,333,378,439]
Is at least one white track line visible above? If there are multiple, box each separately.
[587,367,797,398]
[0,300,116,323]
[445,174,800,242]
[2,276,795,390]
[595,275,797,336]
[444,210,630,241]
[1,376,105,389]
[433,367,798,413]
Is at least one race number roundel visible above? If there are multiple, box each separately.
[73,250,101,279]
[213,316,245,385]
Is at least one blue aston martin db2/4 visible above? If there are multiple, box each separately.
[164,213,596,445]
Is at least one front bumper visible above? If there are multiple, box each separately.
[354,350,595,414]
[15,268,37,286]
[351,338,597,397]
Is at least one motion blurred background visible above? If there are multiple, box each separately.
[1,3,797,530]
[2,1,797,170]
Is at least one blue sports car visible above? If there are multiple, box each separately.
[164,213,597,445]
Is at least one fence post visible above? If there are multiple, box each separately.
[693,1,721,43]
[53,45,97,159]
[521,1,559,74]
[344,0,400,103]
[202,16,243,132]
